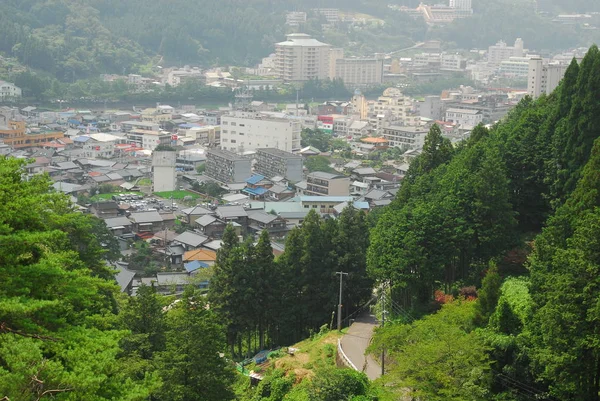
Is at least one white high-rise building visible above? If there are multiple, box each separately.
[449,0,472,10]
[152,150,177,192]
[275,33,332,82]
[528,58,569,98]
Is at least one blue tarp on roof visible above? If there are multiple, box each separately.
[73,136,91,143]
[243,187,268,196]
[246,174,266,185]
[353,201,370,209]
[68,119,80,125]
[184,260,209,273]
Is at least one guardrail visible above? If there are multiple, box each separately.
[337,338,359,371]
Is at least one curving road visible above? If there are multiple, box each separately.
[340,312,381,380]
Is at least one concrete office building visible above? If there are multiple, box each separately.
[206,148,251,183]
[382,125,428,149]
[152,150,177,192]
[306,171,350,196]
[335,57,384,86]
[528,57,569,98]
[221,112,302,153]
[488,38,524,66]
[255,148,303,182]
[445,108,484,127]
[275,33,332,82]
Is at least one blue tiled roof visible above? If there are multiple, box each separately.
[184,260,209,272]
[243,186,268,196]
[246,174,266,185]
[353,201,370,209]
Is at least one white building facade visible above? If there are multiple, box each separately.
[0,81,22,100]
[275,33,332,82]
[152,150,177,192]
[528,57,569,98]
[221,112,302,153]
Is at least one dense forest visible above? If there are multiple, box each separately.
[367,46,600,400]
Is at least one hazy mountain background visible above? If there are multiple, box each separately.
[0,0,598,81]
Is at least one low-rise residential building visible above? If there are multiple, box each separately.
[205,148,251,183]
[129,211,164,233]
[0,81,22,100]
[445,108,484,128]
[306,171,350,196]
[382,125,428,149]
[299,195,354,213]
[127,129,171,150]
[255,148,303,182]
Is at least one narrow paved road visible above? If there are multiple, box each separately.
[340,312,381,380]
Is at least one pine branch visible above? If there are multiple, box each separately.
[0,322,60,342]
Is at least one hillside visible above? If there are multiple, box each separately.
[1,0,598,82]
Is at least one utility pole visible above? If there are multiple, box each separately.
[381,283,387,376]
[336,271,348,331]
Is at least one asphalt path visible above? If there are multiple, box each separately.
[340,312,381,380]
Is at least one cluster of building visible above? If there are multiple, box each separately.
[392,0,473,25]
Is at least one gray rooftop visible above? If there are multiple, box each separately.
[216,205,248,219]
[103,216,133,228]
[114,263,136,292]
[130,211,163,224]
[308,171,345,180]
[248,210,278,225]
[195,214,220,227]
[174,231,209,247]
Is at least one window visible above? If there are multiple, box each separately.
[231,122,237,126]
[312,205,317,208]
[222,139,228,142]
[304,205,309,209]
[239,132,244,135]
[321,205,326,209]
[231,139,237,143]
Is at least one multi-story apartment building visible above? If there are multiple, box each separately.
[120,121,160,133]
[286,11,307,26]
[449,0,472,10]
[488,38,524,66]
[445,108,484,127]
[440,54,467,71]
[0,110,63,149]
[311,8,340,23]
[528,57,569,98]
[221,112,302,153]
[382,125,428,149]
[0,81,22,100]
[499,57,532,77]
[127,129,171,150]
[205,149,251,183]
[275,33,332,82]
[79,133,120,158]
[255,148,303,182]
[305,171,350,196]
[334,57,384,86]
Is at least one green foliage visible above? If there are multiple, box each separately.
[155,287,236,401]
[0,156,154,399]
[370,300,491,401]
[153,144,176,152]
[304,156,338,174]
[474,263,502,326]
[307,368,370,401]
[301,128,332,152]
[196,163,206,174]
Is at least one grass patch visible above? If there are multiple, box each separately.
[154,190,200,200]
[273,330,343,379]
[137,178,152,186]
[90,192,142,202]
